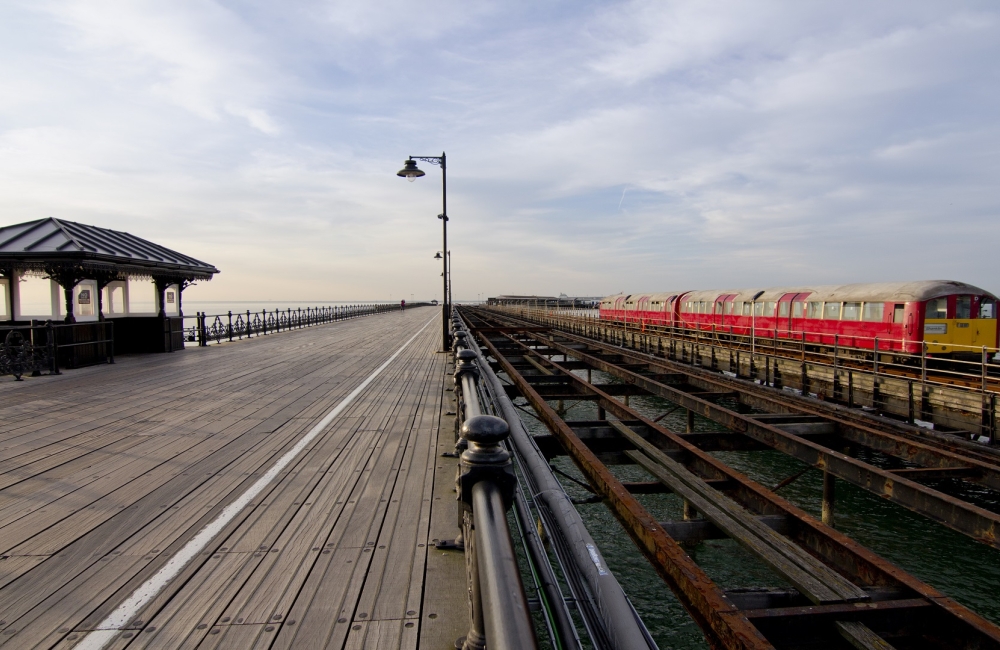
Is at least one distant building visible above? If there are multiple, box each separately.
[487,294,602,309]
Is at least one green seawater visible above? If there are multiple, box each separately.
[513,374,1000,649]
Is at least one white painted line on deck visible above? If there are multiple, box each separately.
[75,313,438,650]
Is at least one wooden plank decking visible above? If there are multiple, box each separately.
[0,308,463,649]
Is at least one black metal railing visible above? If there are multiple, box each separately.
[0,320,114,380]
[450,315,539,650]
[453,310,659,650]
[184,303,431,346]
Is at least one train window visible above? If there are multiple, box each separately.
[715,302,724,315]
[862,303,884,322]
[956,296,971,319]
[807,302,822,319]
[893,304,904,323]
[793,302,804,318]
[725,302,734,315]
[982,298,996,319]
[926,297,947,319]
[754,301,763,316]
[823,302,841,320]
[742,302,751,316]
[700,301,708,313]
[842,302,861,320]
[779,302,789,317]
[763,301,775,316]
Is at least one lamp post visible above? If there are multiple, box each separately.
[750,290,765,378]
[398,153,449,351]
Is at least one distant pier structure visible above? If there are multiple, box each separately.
[488,293,601,309]
[0,218,218,355]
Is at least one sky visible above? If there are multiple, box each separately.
[1,1,998,302]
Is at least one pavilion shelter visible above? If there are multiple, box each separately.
[0,218,218,360]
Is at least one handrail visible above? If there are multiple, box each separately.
[456,310,659,650]
[184,302,433,346]
[451,315,539,650]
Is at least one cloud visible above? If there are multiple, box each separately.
[0,1,998,301]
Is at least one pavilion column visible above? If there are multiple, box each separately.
[154,278,168,319]
[62,285,76,323]
[94,273,116,322]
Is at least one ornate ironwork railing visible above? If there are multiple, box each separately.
[0,320,114,380]
[183,303,432,347]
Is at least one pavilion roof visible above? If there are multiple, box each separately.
[0,218,218,280]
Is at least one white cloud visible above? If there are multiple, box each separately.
[0,1,998,301]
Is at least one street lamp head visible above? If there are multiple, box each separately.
[397,159,425,182]
[434,252,443,259]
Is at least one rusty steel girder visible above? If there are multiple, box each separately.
[476,334,773,649]
[556,327,1000,490]
[474,323,1000,648]
[526,330,1000,548]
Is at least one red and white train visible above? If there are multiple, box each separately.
[599,281,998,355]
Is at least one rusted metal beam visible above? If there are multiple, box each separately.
[532,332,1000,548]
[476,333,773,650]
[470,317,1000,648]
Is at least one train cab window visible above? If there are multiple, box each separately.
[926,297,947,319]
[842,302,861,320]
[862,302,884,322]
[956,296,972,319]
[893,304,904,323]
[778,302,789,317]
[823,302,841,320]
[982,298,996,319]
[792,301,804,318]
[807,302,822,319]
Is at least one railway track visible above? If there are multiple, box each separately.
[470,306,1000,546]
[459,307,1000,649]
[495,306,999,440]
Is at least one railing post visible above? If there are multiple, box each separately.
[199,312,207,346]
[458,415,536,650]
[227,311,234,342]
[107,321,115,364]
[247,310,252,338]
[47,320,60,375]
[262,309,267,335]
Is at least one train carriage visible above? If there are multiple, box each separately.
[599,281,998,356]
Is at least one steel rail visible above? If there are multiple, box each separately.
[487,308,1000,467]
[524,326,1000,547]
[468,313,1000,648]
[476,331,774,649]
[506,307,1000,437]
[544,328,1000,490]
[470,308,1000,545]
[518,307,1000,393]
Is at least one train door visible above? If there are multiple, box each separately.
[777,293,796,336]
[780,292,810,337]
[637,296,650,327]
[716,294,736,326]
[972,296,998,350]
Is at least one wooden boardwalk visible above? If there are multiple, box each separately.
[0,308,463,649]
